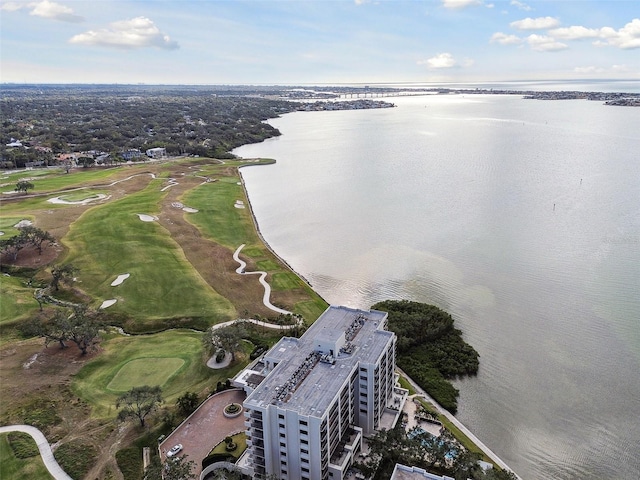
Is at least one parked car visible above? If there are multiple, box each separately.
[166,444,183,457]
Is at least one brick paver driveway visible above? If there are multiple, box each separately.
[160,389,246,476]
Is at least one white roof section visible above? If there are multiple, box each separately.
[244,305,393,417]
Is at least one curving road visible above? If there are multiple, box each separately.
[0,425,73,480]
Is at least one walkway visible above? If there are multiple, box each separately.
[233,244,292,315]
[0,425,73,480]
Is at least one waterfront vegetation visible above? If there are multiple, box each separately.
[373,300,479,413]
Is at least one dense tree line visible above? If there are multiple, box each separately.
[372,300,479,413]
[1,85,297,168]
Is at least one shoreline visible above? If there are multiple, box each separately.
[236,157,519,478]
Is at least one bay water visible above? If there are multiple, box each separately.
[234,94,640,479]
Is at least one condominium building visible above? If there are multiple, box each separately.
[235,305,407,480]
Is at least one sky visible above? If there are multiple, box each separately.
[1,0,639,85]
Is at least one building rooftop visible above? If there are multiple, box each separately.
[244,305,393,417]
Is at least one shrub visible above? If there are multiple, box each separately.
[8,432,39,459]
[116,447,143,480]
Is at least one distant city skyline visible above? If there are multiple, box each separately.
[1,0,638,85]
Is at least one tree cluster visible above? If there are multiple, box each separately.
[1,85,298,168]
[21,304,103,355]
[0,225,54,261]
[372,300,479,413]
[359,425,517,480]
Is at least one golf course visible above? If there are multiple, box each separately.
[0,157,328,479]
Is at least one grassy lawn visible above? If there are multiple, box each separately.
[107,357,186,392]
[182,175,257,250]
[0,433,54,480]
[0,274,40,325]
[0,216,29,237]
[54,190,109,202]
[72,329,240,417]
[62,180,236,330]
[209,432,247,458]
[0,167,122,195]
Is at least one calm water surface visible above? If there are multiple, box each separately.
[234,95,640,480]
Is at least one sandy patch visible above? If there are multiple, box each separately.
[137,214,158,222]
[171,202,198,213]
[234,200,245,209]
[100,299,117,309]
[47,193,108,205]
[0,232,4,236]
[14,219,33,228]
[111,273,130,286]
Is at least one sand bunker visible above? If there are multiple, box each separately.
[171,202,198,213]
[234,200,245,209]
[47,194,108,205]
[0,232,4,236]
[14,220,33,228]
[100,299,117,309]
[137,214,158,222]
[111,273,130,286]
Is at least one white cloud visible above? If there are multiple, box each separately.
[548,26,600,40]
[490,32,523,45]
[574,64,631,74]
[573,66,605,74]
[69,17,179,50]
[0,2,25,12]
[511,16,560,30]
[551,18,640,49]
[526,34,568,51]
[0,0,83,22]
[604,18,640,49]
[419,53,458,68]
[442,0,482,9]
[510,0,532,11]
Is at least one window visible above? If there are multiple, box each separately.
[278,414,285,419]
[279,432,285,438]
[301,448,309,454]
[300,429,308,435]
[300,420,308,426]
[301,439,309,445]
[280,442,286,448]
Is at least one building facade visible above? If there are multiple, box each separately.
[236,306,405,480]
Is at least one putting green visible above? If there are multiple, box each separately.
[107,357,185,392]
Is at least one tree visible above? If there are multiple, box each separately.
[163,454,197,480]
[19,225,55,255]
[175,391,199,416]
[205,322,246,362]
[66,305,103,355]
[117,386,163,428]
[20,305,102,354]
[0,234,27,261]
[50,263,78,291]
[15,180,34,194]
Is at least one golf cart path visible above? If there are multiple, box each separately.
[0,425,73,480]
[233,244,292,315]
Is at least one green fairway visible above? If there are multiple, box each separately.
[53,190,108,202]
[0,216,31,237]
[0,433,54,480]
[107,357,185,392]
[72,329,244,417]
[63,180,236,330]
[182,175,257,250]
[0,275,40,325]
[0,167,121,195]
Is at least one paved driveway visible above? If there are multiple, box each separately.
[160,389,247,476]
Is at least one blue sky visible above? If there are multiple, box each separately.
[1,0,638,85]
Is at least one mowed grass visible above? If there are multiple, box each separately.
[55,190,108,202]
[0,275,40,326]
[0,433,54,480]
[182,175,256,250]
[106,357,185,392]
[0,167,120,195]
[62,180,236,328]
[72,329,226,417]
[0,216,32,237]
